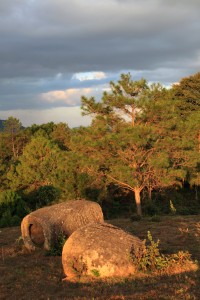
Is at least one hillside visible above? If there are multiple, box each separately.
[0,119,5,131]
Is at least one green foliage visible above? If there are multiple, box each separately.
[144,202,159,216]
[6,136,68,193]
[0,210,13,227]
[45,232,67,256]
[0,209,21,227]
[0,190,22,213]
[2,116,25,160]
[32,185,61,209]
[27,122,55,137]
[0,72,199,220]
[91,269,101,277]
[134,231,166,272]
[169,251,193,266]
[80,72,199,215]
[172,72,200,118]
[10,215,21,226]
[133,231,194,272]
[0,190,28,227]
[0,119,5,131]
[3,116,22,134]
[177,206,199,215]
[50,122,71,150]
[130,214,142,222]
[169,200,177,214]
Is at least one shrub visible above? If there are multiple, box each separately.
[0,210,21,227]
[45,231,67,256]
[11,215,21,226]
[130,214,142,222]
[91,269,101,277]
[177,206,199,215]
[169,200,176,215]
[144,202,159,216]
[0,190,19,216]
[33,185,61,209]
[133,231,196,273]
[0,210,12,227]
[15,199,28,218]
[133,231,167,272]
[0,190,28,227]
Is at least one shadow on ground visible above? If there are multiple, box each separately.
[0,215,199,300]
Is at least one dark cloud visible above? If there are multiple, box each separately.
[0,0,200,115]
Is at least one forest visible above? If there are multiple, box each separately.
[0,71,199,227]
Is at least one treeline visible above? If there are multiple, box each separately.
[0,72,200,226]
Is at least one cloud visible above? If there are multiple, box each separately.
[1,0,199,79]
[72,72,106,81]
[0,0,199,126]
[41,88,93,106]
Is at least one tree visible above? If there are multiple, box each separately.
[172,72,200,189]
[0,158,9,191]
[3,117,23,159]
[82,73,148,128]
[0,122,30,190]
[80,74,190,215]
[50,122,71,150]
[172,72,200,118]
[7,136,67,193]
[27,122,55,137]
[26,122,71,150]
[30,185,61,210]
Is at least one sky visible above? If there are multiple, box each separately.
[0,0,200,127]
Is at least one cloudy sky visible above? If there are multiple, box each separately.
[0,0,200,127]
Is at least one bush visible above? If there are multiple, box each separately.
[16,199,28,218]
[11,215,21,226]
[0,190,28,227]
[144,202,159,216]
[133,231,167,272]
[177,206,199,215]
[169,200,176,215]
[45,232,67,256]
[133,231,196,273]
[0,190,19,216]
[33,185,61,209]
[130,214,142,222]
[0,210,12,227]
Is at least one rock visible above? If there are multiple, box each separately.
[21,200,104,251]
[62,222,142,280]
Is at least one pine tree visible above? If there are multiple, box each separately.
[79,74,192,215]
[3,117,23,159]
[7,136,67,192]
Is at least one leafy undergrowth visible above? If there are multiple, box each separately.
[0,215,200,300]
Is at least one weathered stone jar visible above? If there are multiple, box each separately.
[62,222,142,280]
[21,200,104,251]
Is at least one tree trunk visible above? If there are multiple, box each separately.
[195,185,199,201]
[131,104,135,127]
[148,187,152,202]
[134,187,142,216]
[11,133,16,159]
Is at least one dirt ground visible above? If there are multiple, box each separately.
[0,215,200,300]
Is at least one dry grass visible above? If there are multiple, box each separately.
[0,215,200,300]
